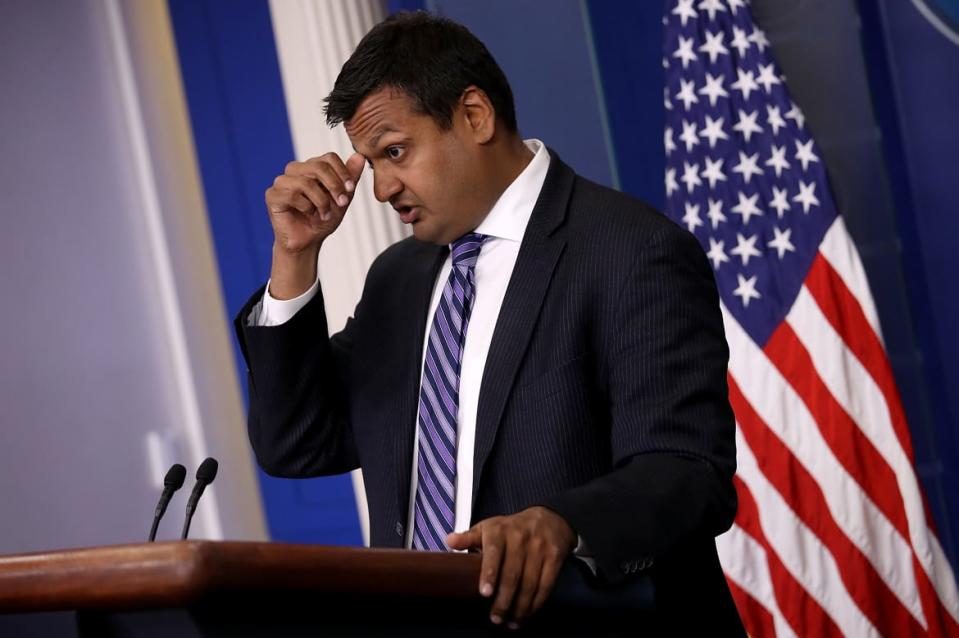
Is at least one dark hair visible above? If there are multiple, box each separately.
[324,11,518,132]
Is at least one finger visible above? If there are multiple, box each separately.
[345,152,366,186]
[478,526,504,600]
[276,171,342,222]
[289,160,350,210]
[309,162,352,209]
[530,554,563,615]
[510,550,543,624]
[300,153,354,200]
[490,532,525,625]
[269,188,315,217]
[274,175,332,217]
[447,526,482,551]
[304,152,353,188]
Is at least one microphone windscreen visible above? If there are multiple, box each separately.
[164,464,187,489]
[196,457,219,484]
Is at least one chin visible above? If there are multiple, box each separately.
[411,222,446,246]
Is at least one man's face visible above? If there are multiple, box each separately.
[345,87,489,245]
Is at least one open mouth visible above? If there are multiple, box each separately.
[395,205,419,224]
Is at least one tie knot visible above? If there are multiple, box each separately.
[451,233,487,268]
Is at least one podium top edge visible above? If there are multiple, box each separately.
[0,541,482,614]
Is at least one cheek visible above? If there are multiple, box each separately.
[413,152,458,208]
[408,132,473,220]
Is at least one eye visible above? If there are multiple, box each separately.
[385,145,405,160]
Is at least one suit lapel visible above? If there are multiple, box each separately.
[472,151,576,505]
[390,241,448,529]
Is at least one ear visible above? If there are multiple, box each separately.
[459,86,496,144]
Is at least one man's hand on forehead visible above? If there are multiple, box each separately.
[282,152,366,220]
[263,151,366,300]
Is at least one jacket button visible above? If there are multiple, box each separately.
[395,522,404,536]
[620,561,630,575]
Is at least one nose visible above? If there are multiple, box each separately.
[372,166,403,203]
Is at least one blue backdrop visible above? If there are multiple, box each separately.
[168,0,363,545]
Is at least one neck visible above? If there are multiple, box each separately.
[456,135,535,241]
[500,136,535,185]
[483,135,535,206]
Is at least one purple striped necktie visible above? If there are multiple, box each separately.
[412,232,489,551]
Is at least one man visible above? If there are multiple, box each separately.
[235,11,742,633]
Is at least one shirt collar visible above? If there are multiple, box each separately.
[469,139,550,244]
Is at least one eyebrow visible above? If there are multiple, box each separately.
[369,126,400,151]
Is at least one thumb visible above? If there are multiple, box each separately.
[346,152,366,184]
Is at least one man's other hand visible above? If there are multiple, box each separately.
[447,506,576,629]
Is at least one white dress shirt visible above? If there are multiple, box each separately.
[251,139,552,547]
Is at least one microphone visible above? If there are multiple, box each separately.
[148,464,186,542]
[181,457,218,540]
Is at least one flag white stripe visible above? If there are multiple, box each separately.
[734,426,879,636]
[722,303,921,616]
[789,284,959,621]
[818,218,883,343]
[718,523,800,638]
[787,287,925,622]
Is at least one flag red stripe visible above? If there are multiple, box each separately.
[764,319,959,633]
[727,577,777,638]
[917,554,948,638]
[805,253,916,463]
[728,375,924,635]
[804,255,959,631]
[913,552,959,637]
[734,475,844,637]
[763,321,911,540]
[804,255,944,536]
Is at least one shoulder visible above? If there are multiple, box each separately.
[564,176,703,265]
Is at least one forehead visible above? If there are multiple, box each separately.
[344,87,423,149]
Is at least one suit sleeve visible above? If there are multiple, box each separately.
[234,282,360,478]
[540,222,737,583]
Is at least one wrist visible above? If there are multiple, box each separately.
[533,506,576,553]
[269,242,321,300]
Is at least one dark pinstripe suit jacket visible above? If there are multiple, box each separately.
[235,150,743,630]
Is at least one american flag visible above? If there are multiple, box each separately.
[662,1,959,635]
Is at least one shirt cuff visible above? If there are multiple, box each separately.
[572,534,597,576]
[248,278,319,327]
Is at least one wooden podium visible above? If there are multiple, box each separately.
[0,541,653,636]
